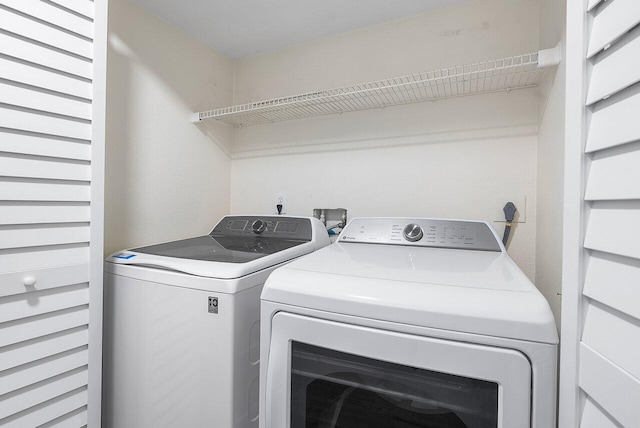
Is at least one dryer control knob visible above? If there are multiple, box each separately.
[403,223,423,242]
[252,219,267,234]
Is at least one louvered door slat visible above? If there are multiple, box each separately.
[0,8,93,60]
[582,304,640,379]
[0,33,92,80]
[586,27,640,105]
[583,202,640,260]
[0,0,93,39]
[0,327,88,372]
[47,0,94,20]
[0,245,89,274]
[0,82,92,120]
[579,343,640,427]
[581,398,619,428]
[0,306,89,346]
[0,225,90,250]
[0,179,91,202]
[0,58,91,100]
[0,367,88,420]
[587,0,640,58]
[0,108,91,141]
[586,88,640,152]
[0,132,90,161]
[587,0,604,12]
[0,263,89,299]
[0,204,91,227]
[584,144,640,200]
[0,154,91,181]
[0,347,88,396]
[0,283,89,323]
[0,388,87,428]
[583,253,640,321]
[37,405,88,428]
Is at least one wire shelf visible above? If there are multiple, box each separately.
[193,52,543,127]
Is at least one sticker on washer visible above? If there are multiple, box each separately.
[114,253,136,259]
[208,296,218,314]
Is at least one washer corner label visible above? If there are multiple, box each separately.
[208,296,219,314]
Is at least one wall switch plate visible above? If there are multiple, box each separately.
[493,195,526,223]
[275,193,286,214]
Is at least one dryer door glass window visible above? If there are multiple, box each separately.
[290,341,498,428]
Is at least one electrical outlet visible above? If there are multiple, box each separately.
[493,195,526,223]
[275,193,286,214]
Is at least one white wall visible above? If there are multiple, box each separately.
[230,0,541,280]
[105,0,234,254]
[536,0,566,328]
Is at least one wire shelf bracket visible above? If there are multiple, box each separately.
[191,47,561,128]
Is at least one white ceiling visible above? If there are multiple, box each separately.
[131,0,468,59]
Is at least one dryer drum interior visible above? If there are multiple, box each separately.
[291,342,498,428]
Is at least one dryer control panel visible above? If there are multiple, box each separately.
[338,218,502,252]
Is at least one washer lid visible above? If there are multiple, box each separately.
[131,235,305,263]
[105,215,331,279]
[262,224,558,344]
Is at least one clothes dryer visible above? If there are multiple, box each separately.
[260,217,558,428]
[103,215,330,428]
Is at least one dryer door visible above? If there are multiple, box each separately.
[264,313,531,428]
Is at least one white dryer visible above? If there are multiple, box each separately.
[260,218,558,428]
[103,215,330,428]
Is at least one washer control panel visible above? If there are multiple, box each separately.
[211,216,313,241]
[339,218,502,252]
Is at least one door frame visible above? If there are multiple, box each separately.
[88,0,109,425]
[264,312,532,428]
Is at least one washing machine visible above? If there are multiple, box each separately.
[259,217,558,428]
[103,215,330,428]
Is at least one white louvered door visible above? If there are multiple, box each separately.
[561,0,640,427]
[0,1,107,427]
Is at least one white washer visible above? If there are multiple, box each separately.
[103,215,330,428]
[260,217,558,428]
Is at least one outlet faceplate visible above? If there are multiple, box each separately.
[493,195,526,223]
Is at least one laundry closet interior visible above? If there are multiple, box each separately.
[104,0,565,423]
[106,0,564,321]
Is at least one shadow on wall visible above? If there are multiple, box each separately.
[110,0,234,110]
[107,0,234,150]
